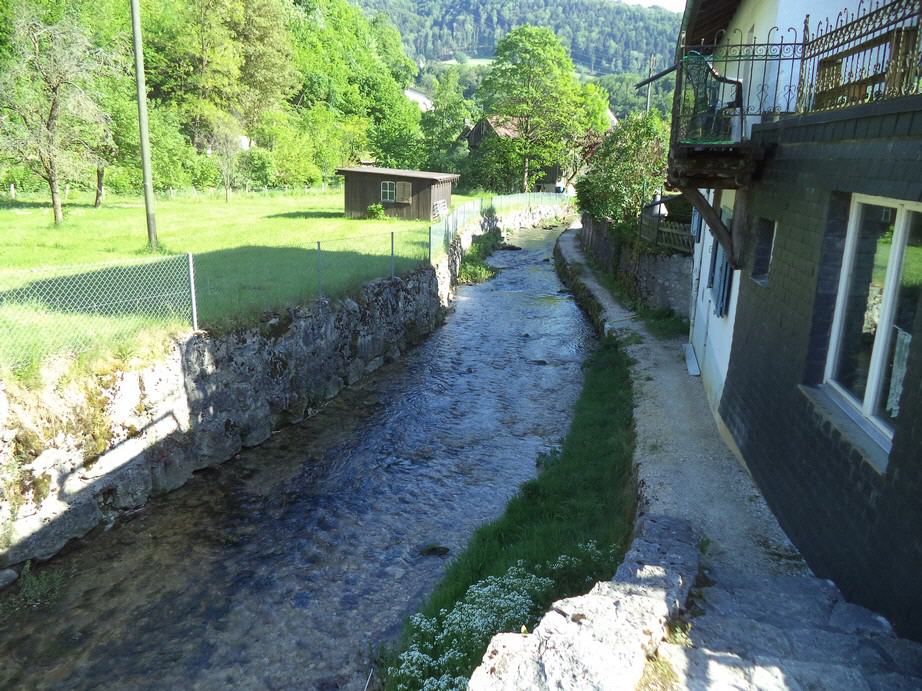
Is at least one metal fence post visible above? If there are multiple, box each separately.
[428,225,432,265]
[316,241,322,296]
[187,253,199,331]
[390,231,395,277]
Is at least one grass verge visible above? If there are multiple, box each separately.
[457,232,502,284]
[382,337,636,689]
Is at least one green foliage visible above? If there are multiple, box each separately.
[597,72,675,119]
[352,0,680,76]
[0,0,420,208]
[0,561,66,615]
[576,111,668,224]
[421,68,475,172]
[384,338,636,687]
[457,232,501,283]
[476,26,584,191]
[366,202,388,219]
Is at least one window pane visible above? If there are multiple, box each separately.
[876,211,922,422]
[834,203,895,402]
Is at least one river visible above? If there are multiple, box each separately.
[0,223,593,690]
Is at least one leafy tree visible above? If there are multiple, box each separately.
[370,13,418,89]
[368,97,423,168]
[421,68,475,172]
[597,72,674,119]
[209,114,242,202]
[0,12,115,224]
[575,111,668,224]
[478,25,582,191]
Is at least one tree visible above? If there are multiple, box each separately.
[575,111,668,224]
[368,96,424,169]
[0,13,114,224]
[210,115,241,202]
[478,26,582,191]
[421,68,475,172]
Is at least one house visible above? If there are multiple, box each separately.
[465,116,575,193]
[335,166,460,221]
[655,0,922,639]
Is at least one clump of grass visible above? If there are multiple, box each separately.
[457,232,502,284]
[637,653,679,691]
[382,338,636,688]
[0,561,66,615]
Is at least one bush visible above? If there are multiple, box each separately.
[366,203,388,220]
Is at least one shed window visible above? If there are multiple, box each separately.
[381,181,396,202]
[396,181,412,204]
[826,194,922,437]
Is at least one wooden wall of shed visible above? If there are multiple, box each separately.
[342,172,452,221]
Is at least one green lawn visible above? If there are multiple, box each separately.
[0,190,479,377]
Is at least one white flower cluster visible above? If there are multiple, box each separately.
[387,562,552,690]
[387,542,621,689]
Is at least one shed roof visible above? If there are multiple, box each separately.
[335,166,460,182]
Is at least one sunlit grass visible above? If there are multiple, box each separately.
[0,190,478,378]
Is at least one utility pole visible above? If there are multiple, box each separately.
[645,54,657,113]
[130,0,158,250]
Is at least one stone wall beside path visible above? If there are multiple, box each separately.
[0,204,571,575]
[579,214,692,319]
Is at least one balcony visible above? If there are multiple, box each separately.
[668,0,922,190]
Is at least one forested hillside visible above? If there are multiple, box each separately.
[353,0,680,75]
[0,0,423,208]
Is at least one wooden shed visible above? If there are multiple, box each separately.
[335,166,460,221]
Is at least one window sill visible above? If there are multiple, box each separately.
[799,385,890,474]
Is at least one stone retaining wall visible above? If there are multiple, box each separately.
[580,214,692,319]
[0,204,569,574]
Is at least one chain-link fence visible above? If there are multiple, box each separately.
[1,193,572,374]
[0,254,196,373]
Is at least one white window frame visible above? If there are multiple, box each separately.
[381,180,396,202]
[824,193,922,444]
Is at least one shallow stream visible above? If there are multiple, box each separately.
[0,223,593,690]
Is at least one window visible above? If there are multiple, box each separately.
[381,181,396,202]
[826,195,922,437]
[707,207,734,317]
[751,218,776,286]
[396,181,412,204]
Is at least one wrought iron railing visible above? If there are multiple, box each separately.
[672,0,922,146]
[799,0,922,111]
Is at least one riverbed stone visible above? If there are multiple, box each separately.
[0,568,16,589]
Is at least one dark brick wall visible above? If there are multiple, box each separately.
[719,96,922,640]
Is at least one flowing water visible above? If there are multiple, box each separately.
[0,224,593,690]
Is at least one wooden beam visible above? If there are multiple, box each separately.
[678,186,738,268]
[730,187,749,268]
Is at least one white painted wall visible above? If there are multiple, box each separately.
[689,190,741,412]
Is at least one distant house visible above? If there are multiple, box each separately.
[335,166,460,221]
[466,116,571,192]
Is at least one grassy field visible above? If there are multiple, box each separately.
[0,190,479,377]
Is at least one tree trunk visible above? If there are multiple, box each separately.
[224,184,230,203]
[522,156,530,193]
[94,165,105,208]
[49,173,63,225]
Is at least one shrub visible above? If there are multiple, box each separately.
[366,203,388,220]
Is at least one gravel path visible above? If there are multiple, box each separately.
[557,225,807,578]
